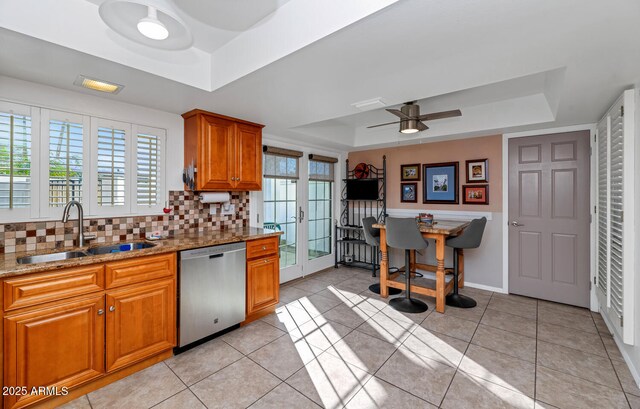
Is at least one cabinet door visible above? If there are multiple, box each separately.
[105,279,176,372]
[198,115,235,190]
[4,295,105,409]
[247,256,279,315]
[234,123,262,191]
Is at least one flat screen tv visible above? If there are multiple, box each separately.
[346,179,379,200]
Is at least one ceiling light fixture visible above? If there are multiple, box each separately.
[399,120,419,134]
[137,6,168,40]
[74,75,124,94]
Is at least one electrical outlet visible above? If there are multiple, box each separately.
[221,203,235,215]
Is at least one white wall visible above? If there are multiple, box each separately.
[0,75,185,194]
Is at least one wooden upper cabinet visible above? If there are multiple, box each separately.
[183,109,264,191]
[235,123,262,190]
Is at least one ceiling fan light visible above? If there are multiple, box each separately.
[137,6,169,40]
[400,120,419,134]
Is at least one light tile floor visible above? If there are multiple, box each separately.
[62,266,637,409]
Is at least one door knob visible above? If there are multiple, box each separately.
[510,221,524,227]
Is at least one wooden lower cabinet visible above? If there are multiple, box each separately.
[244,236,280,323]
[2,252,177,408]
[3,295,105,409]
[106,278,176,372]
[246,256,279,316]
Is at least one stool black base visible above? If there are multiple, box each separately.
[368,283,402,295]
[445,293,477,308]
[389,297,428,313]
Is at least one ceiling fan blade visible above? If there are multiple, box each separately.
[419,109,462,121]
[386,108,412,120]
[417,121,429,131]
[366,120,402,129]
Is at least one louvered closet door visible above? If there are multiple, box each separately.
[609,104,624,318]
[596,117,608,299]
[596,89,636,345]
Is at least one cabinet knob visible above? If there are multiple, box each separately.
[262,246,266,250]
[264,259,268,263]
[98,309,104,315]
[109,306,115,312]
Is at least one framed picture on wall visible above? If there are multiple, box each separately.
[401,182,418,203]
[423,162,459,204]
[465,158,488,183]
[462,184,489,205]
[400,164,421,181]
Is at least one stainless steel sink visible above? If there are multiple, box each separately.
[16,251,89,264]
[86,242,157,255]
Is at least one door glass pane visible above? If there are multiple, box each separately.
[263,177,297,268]
[308,180,332,260]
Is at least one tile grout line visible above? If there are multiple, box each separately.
[340,313,431,408]
[161,361,210,409]
[436,290,493,408]
[590,310,631,407]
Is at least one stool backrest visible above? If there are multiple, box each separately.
[386,217,428,250]
[361,217,380,246]
[447,217,487,249]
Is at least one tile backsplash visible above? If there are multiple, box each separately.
[0,191,249,254]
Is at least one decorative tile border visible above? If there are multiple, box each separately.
[0,191,249,254]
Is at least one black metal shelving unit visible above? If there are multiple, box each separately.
[334,156,387,273]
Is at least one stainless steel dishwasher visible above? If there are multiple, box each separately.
[179,242,246,348]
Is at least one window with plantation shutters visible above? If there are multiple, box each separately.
[96,125,126,207]
[48,119,83,207]
[136,132,160,206]
[0,111,31,209]
[595,89,636,345]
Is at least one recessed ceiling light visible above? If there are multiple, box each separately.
[137,6,169,40]
[351,97,386,111]
[73,75,124,94]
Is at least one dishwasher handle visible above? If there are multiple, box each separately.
[209,253,223,259]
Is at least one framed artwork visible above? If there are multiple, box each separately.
[400,164,421,181]
[465,158,488,183]
[400,182,418,203]
[462,184,489,205]
[423,162,459,204]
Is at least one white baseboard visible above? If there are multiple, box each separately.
[464,281,506,294]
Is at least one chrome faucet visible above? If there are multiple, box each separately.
[62,200,96,247]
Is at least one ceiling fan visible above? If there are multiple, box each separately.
[367,101,462,134]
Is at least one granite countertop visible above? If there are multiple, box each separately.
[0,227,282,279]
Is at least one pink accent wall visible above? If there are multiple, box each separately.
[348,135,502,212]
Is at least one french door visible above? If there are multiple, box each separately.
[261,149,337,283]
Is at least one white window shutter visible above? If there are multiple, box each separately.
[595,89,635,345]
[596,117,609,300]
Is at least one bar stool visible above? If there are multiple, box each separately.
[445,217,487,308]
[362,217,401,295]
[386,217,429,313]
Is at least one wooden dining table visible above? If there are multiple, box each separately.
[374,219,471,313]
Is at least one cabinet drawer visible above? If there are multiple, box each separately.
[3,264,105,312]
[246,237,279,260]
[105,253,176,289]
